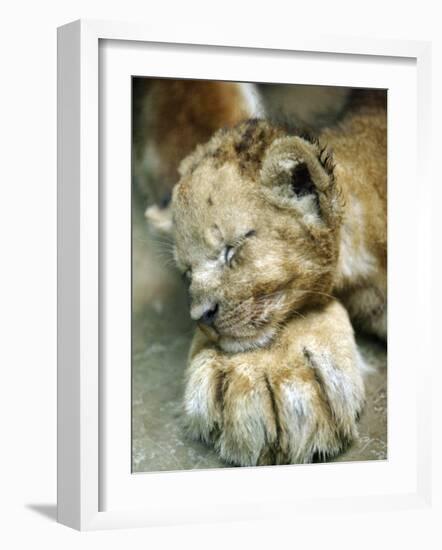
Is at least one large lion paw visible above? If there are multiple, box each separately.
[183,335,365,466]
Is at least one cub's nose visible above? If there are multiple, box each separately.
[197,303,219,326]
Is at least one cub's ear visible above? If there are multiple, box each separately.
[260,136,340,225]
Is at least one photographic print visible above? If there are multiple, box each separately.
[131,79,387,472]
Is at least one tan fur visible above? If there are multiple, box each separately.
[185,300,365,465]
[168,93,386,465]
[325,95,387,337]
[172,96,387,344]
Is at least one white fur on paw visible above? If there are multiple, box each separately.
[216,385,271,466]
[303,348,365,440]
[183,351,221,443]
[145,204,173,234]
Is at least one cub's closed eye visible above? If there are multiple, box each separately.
[224,245,235,266]
[224,230,256,267]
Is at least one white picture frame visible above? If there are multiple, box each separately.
[57,19,432,531]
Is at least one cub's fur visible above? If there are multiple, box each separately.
[169,92,386,465]
[173,95,387,345]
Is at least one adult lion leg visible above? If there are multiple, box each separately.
[216,339,365,466]
[183,302,365,466]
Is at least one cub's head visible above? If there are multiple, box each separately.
[171,119,344,352]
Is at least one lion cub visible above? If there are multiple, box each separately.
[171,100,386,465]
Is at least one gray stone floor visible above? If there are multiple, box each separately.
[132,202,387,473]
